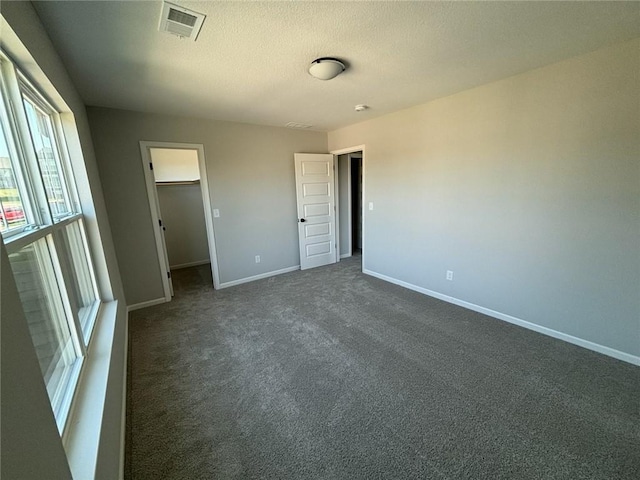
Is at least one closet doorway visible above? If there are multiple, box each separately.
[335,148,364,264]
[140,142,221,300]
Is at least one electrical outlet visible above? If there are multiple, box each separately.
[369,202,374,211]
[213,208,220,218]
[255,255,261,263]
[446,270,454,281]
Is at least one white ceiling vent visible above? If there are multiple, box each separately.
[285,122,313,129]
[159,1,206,41]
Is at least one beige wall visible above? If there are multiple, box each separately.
[329,38,640,359]
[87,108,327,304]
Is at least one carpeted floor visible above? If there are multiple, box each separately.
[126,256,640,479]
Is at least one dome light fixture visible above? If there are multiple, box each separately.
[308,57,346,80]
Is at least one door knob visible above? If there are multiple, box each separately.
[300,218,306,223]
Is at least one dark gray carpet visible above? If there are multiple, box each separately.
[126,256,640,479]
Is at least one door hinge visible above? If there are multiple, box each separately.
[167,271,171,279]
[149,162,154,170]
[159,219,163,227]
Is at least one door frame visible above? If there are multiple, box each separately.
[331,145,365,268]
[139,141,221,300]
[339,152,360,259]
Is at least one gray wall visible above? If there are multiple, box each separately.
[329,38,640,359]
[1,2,127,479]
[157,184,210,268]
[87,107,327,304]
[338,154,350,256]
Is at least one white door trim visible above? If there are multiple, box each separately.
[345,153,353,258]
[331,145,366,156]
[334,155,340,262]
[334,153,354,260]
[330,145,365,268]
[139,141,222,298]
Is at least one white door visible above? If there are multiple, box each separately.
[140,143,174,300]
[294,153,337,270]
[157,211,174,297]
[150,168,174,298]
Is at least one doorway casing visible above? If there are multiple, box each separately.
[331,145,366,270]
[139,141,221,301]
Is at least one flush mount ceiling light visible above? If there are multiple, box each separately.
[308,57,346,80]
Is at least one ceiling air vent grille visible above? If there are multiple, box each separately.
[285,122,313,129]
[159,1,206,41]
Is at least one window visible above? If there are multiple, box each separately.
[22,91,74,219]
[0,109,30,233]
[0,52,100,433]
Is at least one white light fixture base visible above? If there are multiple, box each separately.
[309,57,346,80]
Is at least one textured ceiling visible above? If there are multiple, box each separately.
[32,1,640,131]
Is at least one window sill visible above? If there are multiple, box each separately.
[62,300,120,479]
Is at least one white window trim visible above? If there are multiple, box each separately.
[20,77,78,217]
[2,54,101,431]
[63,300,119,477]
[1,16,123,478]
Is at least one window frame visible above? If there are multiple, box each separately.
[0,50,102,434]
[0,71,38,237]
[19,73,79,221]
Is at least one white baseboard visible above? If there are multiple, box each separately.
[126,297,167,312]
[170,259,210,270]
[363,269,640,366]
[220,265,300,289]
[340,253,352,259]
[119,314,129,480]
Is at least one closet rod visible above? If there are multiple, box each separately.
[155,180,201,186]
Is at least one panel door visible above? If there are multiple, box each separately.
[294,153,337,270]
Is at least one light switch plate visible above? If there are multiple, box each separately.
[213,209,220,218]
